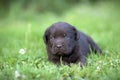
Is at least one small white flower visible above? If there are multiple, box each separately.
[111,62,113,66]
[22,74,26,79]
[14,70,26,80]
[15,70,21,79]
[96,66,101,71]
[19,48,26,54]
[98,60,102,64]
[22,61,25,64]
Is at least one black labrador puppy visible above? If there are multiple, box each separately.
[43,22,102,67]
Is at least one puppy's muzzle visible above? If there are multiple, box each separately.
[55,43,64,50]
[54,42,65,53]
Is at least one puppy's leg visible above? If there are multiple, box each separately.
[79,55,86,67]
[87,37,102,54]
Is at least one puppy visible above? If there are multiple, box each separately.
[43,22,102,67]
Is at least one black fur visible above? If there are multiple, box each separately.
[43,22,102,67]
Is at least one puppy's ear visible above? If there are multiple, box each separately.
[43,28,50,44]
[72,27,80,40]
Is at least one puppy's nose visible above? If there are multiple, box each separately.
[56,44,62,49]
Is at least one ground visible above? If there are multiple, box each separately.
[0,2,120,80]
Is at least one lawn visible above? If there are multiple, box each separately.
[0,2,120,80]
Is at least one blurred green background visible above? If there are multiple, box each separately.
[0,0,120,80]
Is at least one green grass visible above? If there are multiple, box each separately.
[0,2,120,80]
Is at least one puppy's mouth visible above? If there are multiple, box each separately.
[56,52,67,56]
[56,52,63,55]
[52,46,67,55]
[54,47,65,51]
[55,49,66,56]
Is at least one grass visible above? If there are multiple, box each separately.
[0,2,120,80]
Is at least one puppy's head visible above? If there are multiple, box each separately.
[43,22,79,56]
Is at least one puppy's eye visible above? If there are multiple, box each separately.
[50,36,54,39]
[63,34,66,37]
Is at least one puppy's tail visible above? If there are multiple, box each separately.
[87,37,102,54]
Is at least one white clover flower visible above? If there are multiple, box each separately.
[110,60,114,66]
[96,66,101,71]
[14,70,26,80]
[110,62,113,66]
[22,74,26,79]
[15,70,21,79]
[19,48,26,54]
[98,60,102,64]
